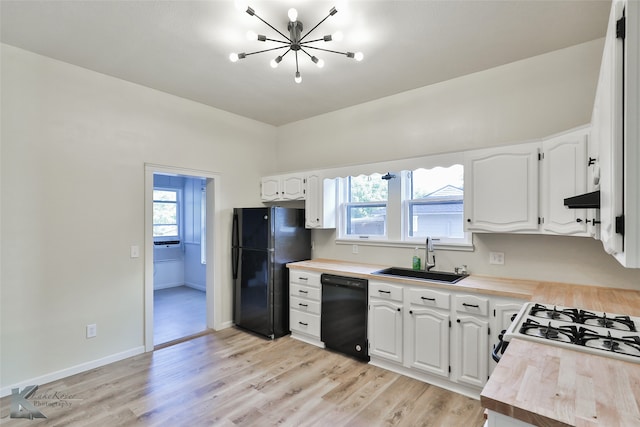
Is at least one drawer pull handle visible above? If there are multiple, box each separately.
[298,290,308,294]
[462,303,480,308]
[421,297,436,301]
[299,277,308,281]
[378,290,391,294]
[298,321,308,326]
[298,303,308,307]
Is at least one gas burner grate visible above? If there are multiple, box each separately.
[579,310,637,332]
[529,303,579,323]
[519,319,579,343]
[580,330,640,358]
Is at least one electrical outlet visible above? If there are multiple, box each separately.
[352,245,359,254]
[489,252,505,265]
[86,324,97,338]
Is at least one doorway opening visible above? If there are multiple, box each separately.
[152,174,207,346]
[144,164,221,352]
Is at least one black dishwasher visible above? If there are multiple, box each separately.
[321,274,369,361]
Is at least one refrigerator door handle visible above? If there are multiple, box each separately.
[232,213,239,279]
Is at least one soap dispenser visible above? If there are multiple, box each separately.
[412,247,421,270]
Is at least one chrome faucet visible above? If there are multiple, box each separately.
[424,237,436,271]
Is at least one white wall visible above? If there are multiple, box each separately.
[0,44,274,389]
[276,39,640,289]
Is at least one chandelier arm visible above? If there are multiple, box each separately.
[299,48,315,60]
[295,50,300,73]
[243,45,290,57]
[298,11,334,43]
[252,12,292,41]
[264,38,290,44]
[302,45,352,56]
[300,38,326,44]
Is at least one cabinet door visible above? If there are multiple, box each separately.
[304,173,336,229]
[493,302,522,334]
[261,176,281,201]
[406,307,450,378]
[464,143,539,232]
[454,315,489,388]
[281,174,305,200]
[369,300,403,363]
[541,129,590,236]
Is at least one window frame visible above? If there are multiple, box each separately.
[337,166,471,249]
[153,187,182,244]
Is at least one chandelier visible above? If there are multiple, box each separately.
[229,2,364,84]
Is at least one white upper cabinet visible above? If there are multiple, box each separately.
[261,173,306,201]
[541,128,591,236]
[304,173,336,229]
[464,142,540,232]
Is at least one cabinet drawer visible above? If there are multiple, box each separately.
[408,288,450,310]
[290,310,320,337]
[369,282,404,302]
[455,294,489,316]
[290,283,320,301]
[290,296,320,314]
[290,270,321,288]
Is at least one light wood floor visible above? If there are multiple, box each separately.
[0,328,485,426]
[154,286,206,345]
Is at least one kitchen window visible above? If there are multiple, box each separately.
[406,165,465,244]
[344,173,388,237]
[337,164,470,248]
[153,188,181,242]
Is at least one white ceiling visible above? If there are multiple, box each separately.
[0,0,611,126]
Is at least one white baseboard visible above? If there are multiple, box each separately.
[153,282,183,290]
[0,346,145,398]
[184,282,206,292]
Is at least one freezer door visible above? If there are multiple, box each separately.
[234,247,274,337]
[234,207,271,250]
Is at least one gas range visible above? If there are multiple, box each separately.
[504,302,640,363]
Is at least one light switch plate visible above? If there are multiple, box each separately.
[130,245,140,258]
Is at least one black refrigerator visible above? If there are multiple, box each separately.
[232,207,311,339]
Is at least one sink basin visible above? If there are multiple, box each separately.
[372,267,468,283]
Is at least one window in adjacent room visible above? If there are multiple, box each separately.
[153,189,180,241]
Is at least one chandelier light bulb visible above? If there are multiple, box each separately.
[354,51,364,61]
[332,31,344,42]
[270,56,282,68]
[287,8,298,22]
[317,58,325,68]
[229,52,239,62]
[295,71,302,84]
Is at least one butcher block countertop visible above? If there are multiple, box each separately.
[287,259,640,427]
[287,259,539,299]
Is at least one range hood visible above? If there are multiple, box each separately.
[563,190,600,209]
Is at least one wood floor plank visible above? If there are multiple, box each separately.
[0,328,485,426]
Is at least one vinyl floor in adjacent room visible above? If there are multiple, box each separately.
[0,328,485,426]
[154,285,206,345]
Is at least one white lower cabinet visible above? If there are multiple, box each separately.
[407,307,450,378]
[368,281,404,363]
[368,279,515,397]
[289,270,323,347]
[405,287,451,378]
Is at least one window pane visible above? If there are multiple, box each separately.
[154,225,179,237]
[346,204,386,235]
[409,165,464,238]
[412,165,463,199]
[153,202,177,225]
[349,173,388,202]
[153,190,177,202]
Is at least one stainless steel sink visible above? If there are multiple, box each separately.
[372,267,468,283]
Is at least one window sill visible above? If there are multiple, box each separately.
[335,238,474,252]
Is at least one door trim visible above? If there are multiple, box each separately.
[144,163,223,352]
